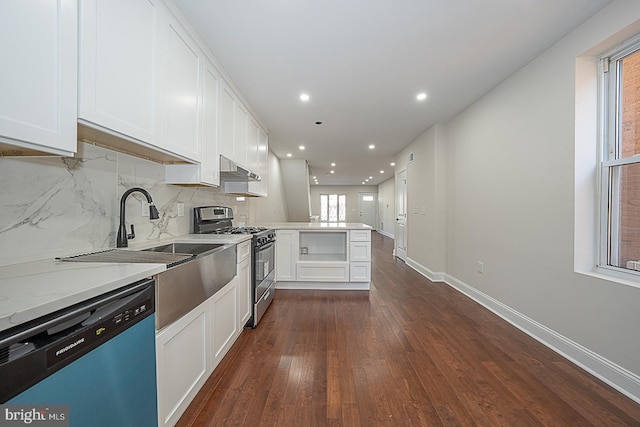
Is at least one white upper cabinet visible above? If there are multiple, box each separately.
[247,117,259,173]
[0,0,77,156]
[79,0,161,147]
[234,102,248,169]
[200,60,221,186]
[246,122,268,196]
[219,83,236,161]
[165,58,220,186]
[160,10,202,161]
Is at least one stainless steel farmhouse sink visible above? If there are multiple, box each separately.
[58,241,237,330]
[141,242,224,256]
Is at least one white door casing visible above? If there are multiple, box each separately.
[358,193,377,228]
[395,170,407,261]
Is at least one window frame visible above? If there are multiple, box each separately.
[597,36,640,280]
[319,193,347,223]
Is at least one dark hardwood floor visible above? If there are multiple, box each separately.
[177,232,640,426]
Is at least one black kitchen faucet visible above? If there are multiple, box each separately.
[116,187,160,247]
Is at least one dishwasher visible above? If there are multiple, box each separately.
[0,277,158,426]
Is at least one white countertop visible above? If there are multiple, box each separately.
[0,234,251,334]
[256,222,373,230]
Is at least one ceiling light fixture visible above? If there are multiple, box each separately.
[390,162,396,166]
[330,170,335,174]
[380,170,384,174]
[299,145,305,150]
[331,162,336,167]
[416,92,427,101]
[300,93,310,101]
[286,153,292,157]
[368,144,375,150]
[369,176,373,179]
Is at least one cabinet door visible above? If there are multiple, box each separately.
[200,60,220,185]
[235,103,248,168]
[350,241,371,262]
[276,230,298,281]
[0,0,77,156]
[246,117,259,172]
[211,280,238,368]
[79,0,161,146]
[350,262,371,282]
[247,124,268,196]
[156,300,209,427]
[161,10,202,162]
[219,84,236,161]
[237,256,252,329]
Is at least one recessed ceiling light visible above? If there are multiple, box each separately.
[299,145,305,150]
[330,170,335,174]
[368,144,375,150]
[416,92,427,101]
[362,182,366,185]
[286,153,292,157]
[380,170,384,174]
[300,93,310,101]
[331,162,336,167]
[312,176,316,179]
[390,162,396,166]
[369,176,373,179]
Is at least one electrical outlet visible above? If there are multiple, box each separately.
[141,200,149,217]
[478,261,484,274]
[177,203,185,217]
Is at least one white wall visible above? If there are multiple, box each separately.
[395,124,447,274]
[310,185,378,224]
[280,159,312,221]
[398,0,640,399]
[377,177,395,237]
[249,151,288,223]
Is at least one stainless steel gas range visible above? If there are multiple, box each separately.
[193,206,275,328]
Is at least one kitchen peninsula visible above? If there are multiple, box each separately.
[258,223,372,290]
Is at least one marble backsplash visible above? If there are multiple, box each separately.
[0,142,249,267]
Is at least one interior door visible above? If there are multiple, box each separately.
[358,193,377,228]
[395,170,407,261]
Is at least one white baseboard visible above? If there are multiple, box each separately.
[376,230,394,239]
[403,258,640,405]
[275,281,370,290]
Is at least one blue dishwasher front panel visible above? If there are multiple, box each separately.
[8,314,158,427]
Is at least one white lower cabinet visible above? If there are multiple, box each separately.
[237,255,251,330]
[156,241,253,427]
[156,299,209,427]
[275,228,371,288]
[275,230,298,281]
[210,280,237,368]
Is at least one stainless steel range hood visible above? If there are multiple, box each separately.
[219,155,261,182]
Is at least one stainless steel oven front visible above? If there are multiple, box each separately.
[250,231,276,328]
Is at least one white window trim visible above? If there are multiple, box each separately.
[595,36,640,285]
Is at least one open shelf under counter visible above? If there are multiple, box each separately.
[299,253,347,262]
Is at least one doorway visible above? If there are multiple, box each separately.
[395,170,407,261]
[358,193,377,229]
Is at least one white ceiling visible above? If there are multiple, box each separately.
[175,0,612,186]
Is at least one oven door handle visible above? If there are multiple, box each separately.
[255,241,275,252]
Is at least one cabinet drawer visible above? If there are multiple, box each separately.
[350,241,371,262]
[350,262,371,282]
[350,230,371,242]
[237,240,251,263]
[296,262,349,282]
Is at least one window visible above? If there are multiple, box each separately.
[320,194,346,222]
[600,39,640,276]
